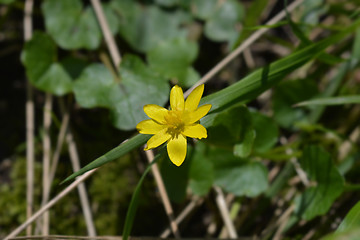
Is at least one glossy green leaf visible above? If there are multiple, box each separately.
[63,19,360,183]
[110,0,190,52]
[337,201,360,233]
[295,145,344,220]
[73,55,169,130]
[206,105,252,147]
[42,0,117,50]
[272,79,319,128]
[111,55,170,130]
[251,111,279,153]
[189,142,214,196]
[73,64,116,108]
[178,67,200,88]
[295,95,360,107]
[233,129,256,158]
[204,0,244,43]
[191,0,218,20]
[148,37,198,83]
[214,158,268,197]
[21,31,72,96]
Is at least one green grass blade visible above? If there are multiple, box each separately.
[61,134,150,184]
[122,153,162,240]
[62,18,360,184]
[294,95,360,107]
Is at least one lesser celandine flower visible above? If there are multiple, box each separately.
[136,84,211,166]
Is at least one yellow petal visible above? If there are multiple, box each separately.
[145,128,171,150]
[170,85,184,111]
[167,134,187,166]
[136,119,166,134]
[184,104,212,124]
[185,84,204,111]
[182,124,207,139]
[143,104,168,124]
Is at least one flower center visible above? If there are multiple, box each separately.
[165,110,185,137]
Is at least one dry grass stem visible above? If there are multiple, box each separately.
[66,130,97,236]
[24,0,34,235]
[214,186,238,238]
[161,197,204,238]
[4,169,98,240]
[184,0,304,98]
[145,150,181,238]
[91,0,121,67]
[41,93,53,235]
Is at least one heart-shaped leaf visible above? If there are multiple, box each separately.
[110,0,191,52]
[42,0,118,50]
[148,37,198,84]
[295,145,344,220]
[73,55,170,130]
[21,31,72,95]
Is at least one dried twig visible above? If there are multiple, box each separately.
[41,93,52,235]
[214,186,238,238]
[145,150,181,238]
[4,169,98,240]
[66,130,97,236]
[24,0,34,236]
[183,0,304,98]
[91,0,121,67]
[161,197,204,238]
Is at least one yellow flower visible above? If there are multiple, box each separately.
[136,84,211,166]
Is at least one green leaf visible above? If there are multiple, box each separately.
[189,142,214,196]
[337,201,360,233]
[63,19,360,183]
[73,64,116,108]
[204,0,244,43]
[148,37,198,83]
[191,0,218,20]
[272,79,319,128]
[178,67,200,88]
[111,55,170,130]
[73,55,170,130]
[251,111,279,153]
[321,228,360,240]
[110,0,190,52]
[295,95,360,106]
[295,146,344,220]
[233,129,256,158]
[36,63,72,96]
[206,105,253,147]
[21,31,72,96]
[214,159,268,197]
[42,0,114,50]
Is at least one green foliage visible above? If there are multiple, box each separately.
[21,32,72,95]
[337,201,360,233]
[110,0,190,53]
[273,79,319,128]
[148,37,198,85]
[42,0,117,50]
[2,0,359,238]
[295,146,344,220]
